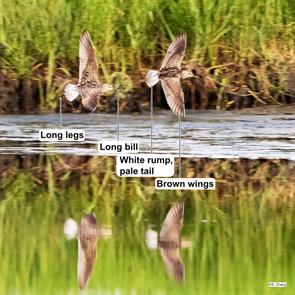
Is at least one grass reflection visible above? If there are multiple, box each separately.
[0,156,294,294]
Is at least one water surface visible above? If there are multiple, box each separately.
[0,110,294,159]
[0,162,294,295]
[0,109,294,294]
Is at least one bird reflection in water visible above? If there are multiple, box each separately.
[64,213,112,289]
[145,202,191,284]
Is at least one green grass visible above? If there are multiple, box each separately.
[0,156,294,294]
[1,0,295,109]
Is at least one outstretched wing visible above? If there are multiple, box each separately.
[159,202,184,246]
[79,30,99,83]
[160,33,187,70]
[159,247,185,284]
[77,237,97,289]
[80,88,101,111]
[161,78,185,117]
[77,214,99,289]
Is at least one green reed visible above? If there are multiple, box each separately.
[1,0,294,109]
[0,156,294,294]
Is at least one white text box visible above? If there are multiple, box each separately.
[98,141,139,154]
[155,178,216,190]
[269,282,287,288]
[116,154,174,177]
[38,129,85,142]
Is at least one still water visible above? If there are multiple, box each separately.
[0,110,294,159]
[0,155,294,295]
[0,109,294,294]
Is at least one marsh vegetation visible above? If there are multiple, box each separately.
[1,0,295,112]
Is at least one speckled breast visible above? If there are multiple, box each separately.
[78,81,100,89]
[158,239,180,248]
[159,67,181,79]
[78,224,99,239]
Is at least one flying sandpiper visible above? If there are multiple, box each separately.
[64,213,112,289]
[146,33,195,117]
[145,202,191,283]
[64,30,114,111]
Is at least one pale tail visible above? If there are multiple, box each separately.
[145,228,158,249]
[64,218,78,239]
[146,70,159,87]
[64,83,79,102]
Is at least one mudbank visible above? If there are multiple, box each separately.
[1,155,294,199]
[1,63,295,114]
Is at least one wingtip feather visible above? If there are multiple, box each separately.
[171,202,184,222]
[80,30,93,48]
[171,32,187,52]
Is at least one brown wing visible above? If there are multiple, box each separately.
[79,30,99,83]
[159,202,184,246]
[159,247,185,284]
[160,33,187,69]
[161,78,185,117]
[80,87,101,111]
[77,237,97,289]
[77,214,98,289]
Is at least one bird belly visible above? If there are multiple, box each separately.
[79,84,101,97]
[79,86,101,111]
[159,240,180,248]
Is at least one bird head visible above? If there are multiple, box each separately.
[101,84,115,96]
[80,213,98,238]
[81,213,97,226]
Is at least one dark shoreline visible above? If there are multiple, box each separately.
[1,68,295,115]
[1,154,294,181]
[1,155,294,200]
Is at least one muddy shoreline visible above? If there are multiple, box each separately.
[1,155,294,193]
[1,65,295,114]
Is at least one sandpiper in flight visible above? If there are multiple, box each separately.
[64,30,114,111]
[145,202,190,283]
[64,213,112,289]
[146,33,194,174]
[146,33,194,117]
[77,214,99,289]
